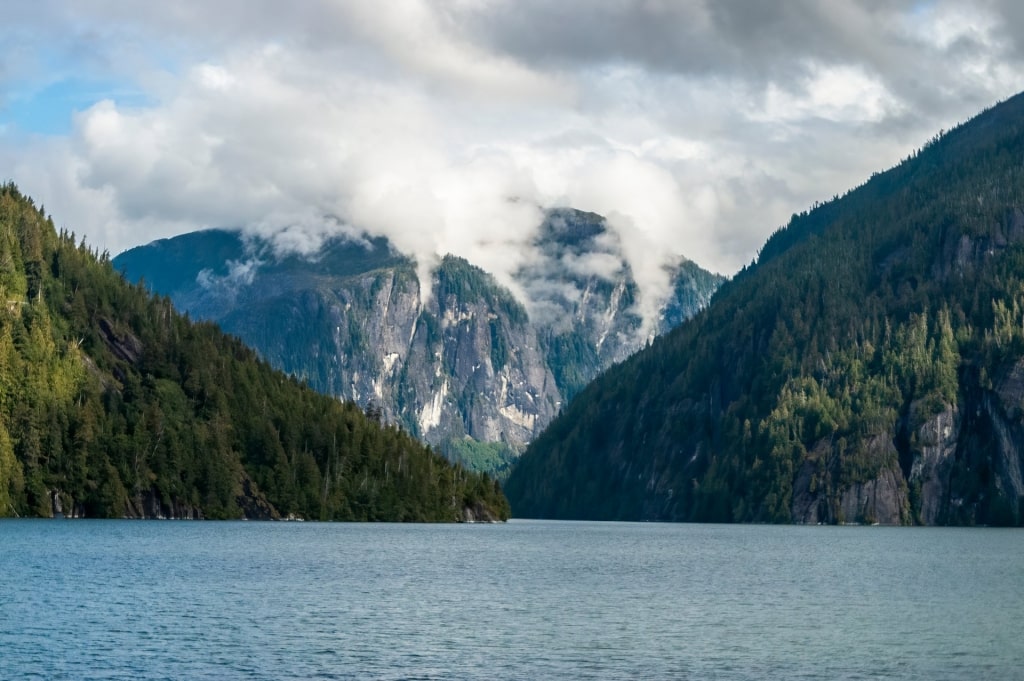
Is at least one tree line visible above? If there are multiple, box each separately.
[0,182,508,521]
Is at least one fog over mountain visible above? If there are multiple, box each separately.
[115,208,725,477]
[5,1,1024,319]
[507,92,1024,526]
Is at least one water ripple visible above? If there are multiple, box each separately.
[0,521,1021,679]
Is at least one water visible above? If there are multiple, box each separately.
[0,520,1021,680]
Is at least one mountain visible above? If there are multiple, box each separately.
[505,93,1024,526]
[114,209,723,476]
[0,182,508,521]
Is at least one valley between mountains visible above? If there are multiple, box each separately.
[7,94,1024,526]
[507,92,1024,526]
[0,184,509,522]
[115,209,723,477]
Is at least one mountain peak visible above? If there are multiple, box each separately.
[505,92,1024,526]
[0,183,508,521]
[115,209,723,476]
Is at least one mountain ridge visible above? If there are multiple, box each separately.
[505,93,1024,526]
[115,209,724,474]
[0,182,508,521]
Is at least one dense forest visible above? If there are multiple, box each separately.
[506,92,1024,526]
[0,183,509,521]
[114,209,722,479]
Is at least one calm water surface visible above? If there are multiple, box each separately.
[0,520,1021,680]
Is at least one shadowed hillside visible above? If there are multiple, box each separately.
[506,93,1024,526]
[0,183,508,521]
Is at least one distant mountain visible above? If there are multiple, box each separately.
[115,209,723,476]
[505,93,1024,526]
[521,209,721,399]
[0,182,508,521]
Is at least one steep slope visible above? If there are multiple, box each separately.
[506,92,1024,526]
[115,210,723,474]
[521,208,721,399]
[0,183,508,521]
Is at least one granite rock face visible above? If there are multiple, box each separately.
[909,404,959,525]
[790,365,1024,525]
[114,210,724,460]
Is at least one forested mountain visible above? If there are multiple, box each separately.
[115,209,722,477]
[506,92,1024,526]
[0,183,508,521]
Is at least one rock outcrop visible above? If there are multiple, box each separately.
[114,210,724,465]
[790,364,1024,525]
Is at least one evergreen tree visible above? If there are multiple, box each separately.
[0,183,509,521]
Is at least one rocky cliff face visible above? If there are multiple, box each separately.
[790,365,1024,526]
[790,436,909,525]
[199,252,562,450]
[504,93,1024,525]
[908,403,959,525]
[114,209,724,469]
[383,255,563,449]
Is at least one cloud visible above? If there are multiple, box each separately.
[197,256,262,291]
[4,0,1024,331]
[560,251,624,281]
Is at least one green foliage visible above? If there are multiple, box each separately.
[436,255,528,326]
[0,420,22,516]
[661,260,726,330]
[0,182,509,521]
[541,330,602,402]
[489,318,508,371]
[113,207,723,485]
[440,437,519,481]
[506,92,1024,525]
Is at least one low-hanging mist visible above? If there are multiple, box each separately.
[7,1,1024,324]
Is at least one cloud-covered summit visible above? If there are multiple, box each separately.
[3,0,1024,317]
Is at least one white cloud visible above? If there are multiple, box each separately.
[561,251,624,281]
[757,63,904,124]
[908,2,1000,51]
[4,0,1024,330]
[340,0,571,103]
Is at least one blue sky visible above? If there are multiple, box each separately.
[2,0,1023,306]
[4,76,151,135]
